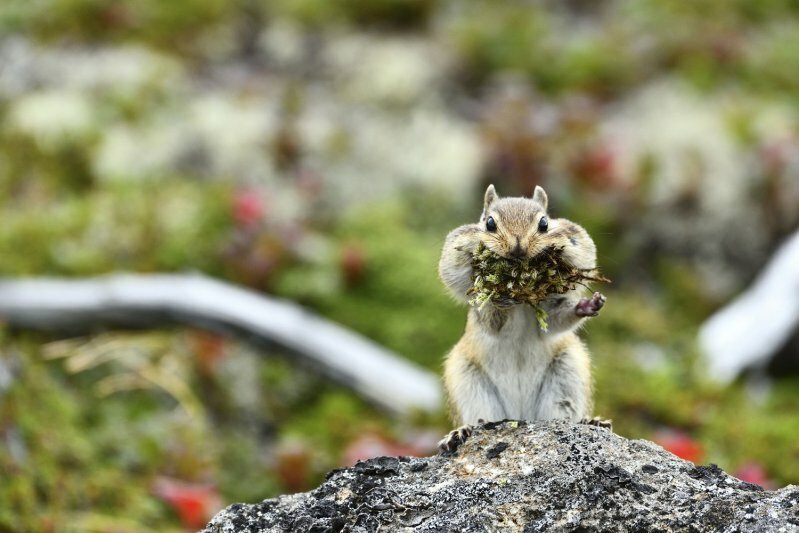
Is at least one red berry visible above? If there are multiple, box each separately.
[340,243,366,286]
[153,477,222,529]
[654,430,704,463]
[733,462,773,489]
[232,190,265,227]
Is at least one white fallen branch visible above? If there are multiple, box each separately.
[699,229,799,382]
[0,273,443,416]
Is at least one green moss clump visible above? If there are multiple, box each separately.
[468,243,609,330]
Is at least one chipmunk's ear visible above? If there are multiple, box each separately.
[532,185,548,211]
[483,184,498,214]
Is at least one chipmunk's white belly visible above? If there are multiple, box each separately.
[480,306,561,420]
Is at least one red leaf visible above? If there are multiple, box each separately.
[571,142,620,189]
[275,442,312,493]
[733,462,773,489]
[343,433,411,466]
[232,189,265,227]
[653,430,704,463]
[189,330,227,375]
[342,431,438,466]
[153,477,222,529]
[340,243,366,286]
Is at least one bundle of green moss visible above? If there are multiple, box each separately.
[467,243,609,330]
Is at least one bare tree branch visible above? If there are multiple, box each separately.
[700,229,799,382]
[0,273,443,416]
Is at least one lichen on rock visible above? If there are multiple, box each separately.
[203,420,799,532]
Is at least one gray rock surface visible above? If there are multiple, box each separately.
[204,420,799,532]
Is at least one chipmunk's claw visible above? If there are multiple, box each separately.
[438,425,473,454]
[575,292,606,317]
[580,416,613,431]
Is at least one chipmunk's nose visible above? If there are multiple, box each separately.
[510,238,526,258]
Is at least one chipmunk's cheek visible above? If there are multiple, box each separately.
[526,238,549,258]
[551,222,579,247]
[482,238,503,256]
[492,246,509,258]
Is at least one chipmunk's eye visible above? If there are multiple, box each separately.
[486,216,497,232]
[538,216,548,232]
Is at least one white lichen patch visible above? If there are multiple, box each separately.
[8,90,96,150]
[325,35,447,106]
[334,487,353,503]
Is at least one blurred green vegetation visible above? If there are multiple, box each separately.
[3,184,799,529]
[2,0,799,530]
[0,182,231,276]
[275,198,468,366]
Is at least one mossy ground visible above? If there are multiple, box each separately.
[468,242,609,329]
[3,195,798,531]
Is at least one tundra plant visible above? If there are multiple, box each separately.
[468,243,609,330]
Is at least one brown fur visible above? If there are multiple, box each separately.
[438,185,603,429]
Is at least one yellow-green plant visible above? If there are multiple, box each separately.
[468,243,609,330]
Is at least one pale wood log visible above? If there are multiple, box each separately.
[0,273,443,416]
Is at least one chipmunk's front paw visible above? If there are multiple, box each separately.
[580,416,613,431]
[438,425,473,454]
[575,292,606,317]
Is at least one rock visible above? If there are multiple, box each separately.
[204,420,799,532]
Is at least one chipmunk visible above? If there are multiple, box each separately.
[438,184,609,452]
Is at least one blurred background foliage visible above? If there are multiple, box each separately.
[2,0,799,530]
